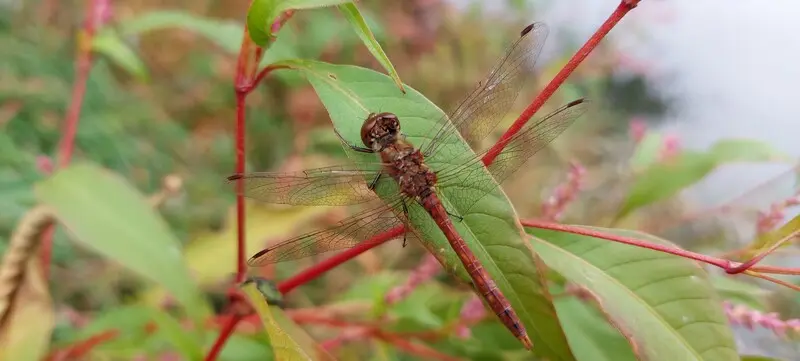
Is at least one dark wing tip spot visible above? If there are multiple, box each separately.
[567,98,587,107]
[226,174,243,181]
[328,73,338,80]
[520,23,536,36]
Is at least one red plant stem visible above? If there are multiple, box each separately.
[204,315,241,361]
[744,271,800,292]
[202,11,295,361]
[277,226,403,294]
[521,219,800,278]
[40,0,101,276]
[374,333,463,361]
[234,91,247,282]
[276,0,640,295]
[727,229,800,274]
[483,0,638,165]
[45,330,120,360]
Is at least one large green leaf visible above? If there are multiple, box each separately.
[528,225,739,361]
[615,138,789,220]
[271,59,574,359]
[91,30,148,80]
[337,3,404,92]
[555,297,637,361]
[34,163,210,323]
[247,0,353,46]
[119,11,244,54]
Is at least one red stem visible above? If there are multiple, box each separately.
[483,0,638,165]
[203,315,241,361]
[520,219,800,278]
[234,91,247,282]
[203,11,294,361]
[277,226,403,294]
[276,0,640,295]
[40,0,100,277]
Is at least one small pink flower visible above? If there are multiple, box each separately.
[455,295,486,339]
[36,155,53,174]
[385,254,442,304]
[541,161,586,221]
[658,133,681,161]
[724,301,799,337]
[93,0,113,28]
[756,193,800,234]
[629,117,647,144]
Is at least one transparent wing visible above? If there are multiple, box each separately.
[434,99,589,212]
[247,198,408,266]
[485,98,589,182]
[420,22,549,159]
[228,164,386,206]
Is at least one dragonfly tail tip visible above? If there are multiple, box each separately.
[520,334,533,350]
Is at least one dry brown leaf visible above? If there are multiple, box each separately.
[0,206,56,361]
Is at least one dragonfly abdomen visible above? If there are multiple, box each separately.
[420,195,533,350]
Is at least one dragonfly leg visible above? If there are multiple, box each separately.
[401,198,409,247]
[445,207,464,222]
[368,172,384,190]
[334,128,374,153]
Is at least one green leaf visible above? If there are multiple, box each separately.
[710,276,768,311]
[280,59,575,360]
[528,225,739,361]
[241,278,332,361]
[629,132,663,169]
[555,297,637,361]
[149,310,204,360]
[748,214,800,254]
[246,0,353,46]
[616,138,788,220]
[708,139,789,163]
[119,11,244,54]
[337,3,404,93]
[91,30,148,80]
[34,162,210,323]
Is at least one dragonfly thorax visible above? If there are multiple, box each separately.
[361,112,401,151]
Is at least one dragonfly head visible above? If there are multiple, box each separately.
[361,112,400,150]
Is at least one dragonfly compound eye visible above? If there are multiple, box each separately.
[360,114,380,147]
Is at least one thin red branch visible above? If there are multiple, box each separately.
[521,219,800,282]
[234,91,247,282]
[727,228,800,274]
[40,0,102,277]
[202,10,296,361]
[45,330,120,361]
[375,332,463,361]
[277,226,403,294]
[275,0,640,296]
[484,0,638,165]
[744,271,800,292]
[204,315,242,361]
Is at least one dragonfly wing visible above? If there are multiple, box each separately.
[248,199,407,266]
[486,98,589,183]
[434,99,588,212]
[228,164,386,206]
[421,23,549,159]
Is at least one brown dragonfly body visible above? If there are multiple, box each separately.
[230,22,590,350]
[360,112,529,347]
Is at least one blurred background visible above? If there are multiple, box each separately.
[1,0,798,359]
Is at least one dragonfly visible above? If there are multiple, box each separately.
[229,22,589,349]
